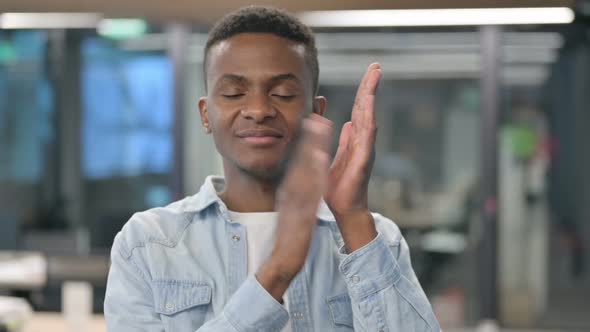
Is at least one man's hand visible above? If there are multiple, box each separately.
[325,63,382,252]
[256,64,382,300]
[257,114,333,301]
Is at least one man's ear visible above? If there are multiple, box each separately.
[198,97,209,127]
[313,96,327,116]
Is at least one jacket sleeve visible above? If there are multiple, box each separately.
[338,214,441,332]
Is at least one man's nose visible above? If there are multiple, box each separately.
[240,94,277,122]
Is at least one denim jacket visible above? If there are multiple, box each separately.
[104,176,440,331]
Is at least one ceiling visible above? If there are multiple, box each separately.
[0,0,575,25]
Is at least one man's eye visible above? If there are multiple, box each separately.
[222,94,245,99]
[272,94,296,100]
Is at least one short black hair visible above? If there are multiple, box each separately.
[203,6,319,93]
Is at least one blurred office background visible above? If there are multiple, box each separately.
[0,0,588,331]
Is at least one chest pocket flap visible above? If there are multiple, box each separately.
[153,280,212,315]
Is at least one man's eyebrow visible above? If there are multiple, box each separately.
[270,73,302,84]
[218,73,248,85]
[215,73,301,87]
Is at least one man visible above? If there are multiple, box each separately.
[105,6,440,331]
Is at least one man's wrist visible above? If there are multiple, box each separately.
[334,209,378,253]
[256,259,295,302]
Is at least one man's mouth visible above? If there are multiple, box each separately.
[236,128,283,146]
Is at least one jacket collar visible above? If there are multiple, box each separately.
[187,175,337,222]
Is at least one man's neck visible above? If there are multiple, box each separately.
[218,163,279,212]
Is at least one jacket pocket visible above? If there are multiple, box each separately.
[326,293,354,329]
[153,280,212,330]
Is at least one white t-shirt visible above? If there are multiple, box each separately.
[227,210,292,332]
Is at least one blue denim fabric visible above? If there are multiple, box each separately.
[104,176,440,331]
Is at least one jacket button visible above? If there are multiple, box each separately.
[231,234,241,242]
[165,302,175,311]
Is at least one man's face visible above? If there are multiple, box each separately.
[200,33,325,179]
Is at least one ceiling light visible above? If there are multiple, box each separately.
[298,7,574,27]
[0,13,102,29]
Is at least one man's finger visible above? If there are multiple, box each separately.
[353,63,381,111]
[352,64,381,132]
[304,114,333,153]
[330,121,351,170]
